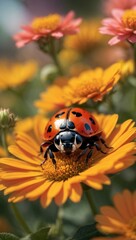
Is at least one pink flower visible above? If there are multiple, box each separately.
[13,11,82,48]
[103,0,136,15]
[99,9,136,45]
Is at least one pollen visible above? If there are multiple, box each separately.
[42,151,92,181]
[31,14,61,33]
[122,10,136,30]
[125,217,136,240]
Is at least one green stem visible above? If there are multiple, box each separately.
[49,39,64,76]
[56,206,63,235]
[51,50,64,76]
[11,203,32,234]
[38,37,64,75]
[49,206,64,239]
[1,129,8,155]
[84,190,97,216]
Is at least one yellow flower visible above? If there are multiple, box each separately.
[35,62,126,113]
[63,62,122,105]
[34,85,67,114]
[95,190,136,240]
[64,19,104,55]
[122,10,136,30]
[0,112,136,207]
[0,60,38,90]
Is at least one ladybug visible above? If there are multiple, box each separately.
[40,107,110,167]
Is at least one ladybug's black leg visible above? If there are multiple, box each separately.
[94,142,106,154]
[85,148,93,164]
[76,148,88,162]
[40,144,58,169]
[76,143,90,162]
[48,149,56,167]
[40,146,50,169]
[40,145,44,154]
[99,137,112,149]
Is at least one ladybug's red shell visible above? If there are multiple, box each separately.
[68,108,100,137]
[43,108,101,141]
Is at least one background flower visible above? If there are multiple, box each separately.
[100,9,136,45]
[95,189,136,240]
[63,62,122,105]
[103,0,136,16]
[34,85,66,114]
[0,60,38,90]
[64,19,104,55]
[14,11,82,48]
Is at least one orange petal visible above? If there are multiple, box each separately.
[7,182,43,202]
[54,180,70,205]
[95,114,118,138]
[26,180,52,199]
[108,119,135,144]
[84,175,110,189]
[0,158,39,170]
[40,189,52,208]
[16,132,39,149]
[69,183,82,202]
[100,206,126,223]
[111,128,136,149]
[122,190,135,218]
[9,145,40,165]
[47,181,63,199]
[4,177,45,195]
[113,193,131,221]
[1,171,42,180]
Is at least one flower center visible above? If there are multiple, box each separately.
[125,217,136,240]
[42,150,92,181]
[122,10,136,30]
[31,14,61,33]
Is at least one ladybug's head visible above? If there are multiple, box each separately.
[54,131,83,154]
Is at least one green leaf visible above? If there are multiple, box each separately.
[21,227,50,240]
[0,233,19,240]
[68,224,103,240]
[31,227,50,240]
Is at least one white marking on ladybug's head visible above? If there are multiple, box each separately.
[54,131,83,154]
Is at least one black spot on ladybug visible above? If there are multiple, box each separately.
[60,121,67,130]
[47,125,52,133]
[84,123,91,131]
[55,111,65,118]
[89,117,95,125]
[67,121,75,129]
[72,111,82,117]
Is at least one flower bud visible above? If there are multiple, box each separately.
[0,108,17,129]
